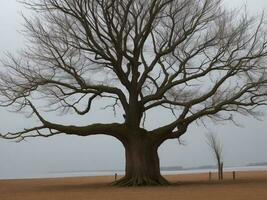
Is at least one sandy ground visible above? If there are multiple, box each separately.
[1,171,267,200]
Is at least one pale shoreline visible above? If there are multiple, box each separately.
[2,165,267,180]
[1,171,267,200]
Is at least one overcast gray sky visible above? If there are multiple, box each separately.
[0,0,267,179]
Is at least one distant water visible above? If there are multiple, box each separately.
[1,165,267,180]
[162,165,267,175]
[49,165,267,178]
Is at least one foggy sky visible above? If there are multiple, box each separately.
[0,0,267,179]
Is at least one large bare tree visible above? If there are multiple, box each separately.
[1,0,267,186]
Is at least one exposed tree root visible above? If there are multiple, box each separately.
[112,175,170,187]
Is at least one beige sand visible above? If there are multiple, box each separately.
[1,171,267,200]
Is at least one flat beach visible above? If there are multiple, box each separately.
[1,171,267,200]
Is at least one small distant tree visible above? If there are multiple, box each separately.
[206,132,223,180]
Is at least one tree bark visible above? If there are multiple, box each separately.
[217,160,221,180]
[220,162,224,180]
[113,133,169,186]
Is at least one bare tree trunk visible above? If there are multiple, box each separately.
[218,162,224,180]
[217,160,221,180]
[113,134,169,186]
[220,162,224,180]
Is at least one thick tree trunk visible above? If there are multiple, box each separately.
[113,134,169,186]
